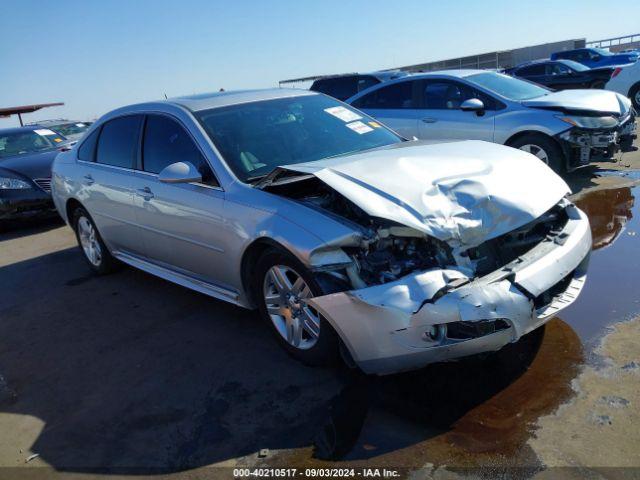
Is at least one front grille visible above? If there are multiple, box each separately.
[33,178,52,193]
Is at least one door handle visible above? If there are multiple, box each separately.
[136,187,154,200]
[83,174,95,185]
[422,117,438,124]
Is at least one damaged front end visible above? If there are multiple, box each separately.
[259,142,591,374]
[555,111,637,171]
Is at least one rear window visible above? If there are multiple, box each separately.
[95,115,143,168]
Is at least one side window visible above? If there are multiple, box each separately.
[547,63,570,75]
[422,80,498,111]
[352,81,416,109]
[518,64,545,76]
[95,116,142,168]
[77,127,100,162]
[142,115,218,186]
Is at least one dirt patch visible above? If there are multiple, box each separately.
[529,317,640,468]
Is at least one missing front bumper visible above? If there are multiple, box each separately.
[558,116,637,170]
[307,206,592,375]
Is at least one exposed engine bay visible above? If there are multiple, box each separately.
[264,174,568,288]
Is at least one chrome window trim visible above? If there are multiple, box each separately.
[76,159,224,192]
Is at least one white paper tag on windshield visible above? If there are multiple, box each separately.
[346,121,373,134]
[75,123,86,127]
[34,129,57,136]
[324,106,361,122]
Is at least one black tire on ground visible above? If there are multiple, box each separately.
[254,248,340,367]
[590,80,606,89]
[71,206,120,275]
[508,133,565,174]
[629,82,640,110]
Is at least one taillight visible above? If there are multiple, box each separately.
[611,67,622,78]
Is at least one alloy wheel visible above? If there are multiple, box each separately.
[77,216,102,267]
[263,265,320,350]
[519,144,550,165]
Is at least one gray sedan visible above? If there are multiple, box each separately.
[346,70,636,173]
[52,89,591,374]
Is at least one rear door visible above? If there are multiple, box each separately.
[129,113,230,287]
[415,79,497,141]
[76,115,144,255]
[351,79,423,138]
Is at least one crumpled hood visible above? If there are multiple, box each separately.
[269,140,570,249]
[522,89,631,116]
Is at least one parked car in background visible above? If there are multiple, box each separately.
[310,71,407,101]
[506,59,617,90]
[27,119,93,142]
[51,89,591,375]
[605,59,640,110]
[0,126,70,221]
[347,70,636,173]
[551,48,638,68]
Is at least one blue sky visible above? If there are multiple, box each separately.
[1,0,639,127]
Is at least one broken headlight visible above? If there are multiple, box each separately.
[556,115,619,129]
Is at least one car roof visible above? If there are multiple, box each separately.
[405,69,487,79]
[166,88,317,112]
[312,70,407,82]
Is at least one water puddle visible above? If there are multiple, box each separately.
[268,183,640,473]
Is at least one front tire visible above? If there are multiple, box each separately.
[508,133,565,174]
[630,82,640,110]
[254,248,340,367]
[72,206,119,274]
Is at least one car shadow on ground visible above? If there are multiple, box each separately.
[0,216,64,240]
[0,243,584,473]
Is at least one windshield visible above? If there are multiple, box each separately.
[0,129,65,159]
[195,94,402,182]
[50,122,91,137]
[595,48,612,57]
[466,72,550,101]
[561,60,589,72]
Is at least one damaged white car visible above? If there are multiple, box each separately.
[51,90,591,374]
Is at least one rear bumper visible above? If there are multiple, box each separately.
[308,204,591,375]
[557,114,637,170]
[0,189,56,220]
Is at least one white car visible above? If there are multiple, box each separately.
[606,61,640,110]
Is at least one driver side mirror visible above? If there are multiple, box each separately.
[158,161,202,184]
[460,98,485,115]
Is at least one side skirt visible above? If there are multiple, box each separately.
[113,251,245,307]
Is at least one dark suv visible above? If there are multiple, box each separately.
[310,71,407,101]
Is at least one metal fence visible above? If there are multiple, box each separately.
[587,33,640,52]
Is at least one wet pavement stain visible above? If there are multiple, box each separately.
[267,319,582,473]
[264,184,640,474]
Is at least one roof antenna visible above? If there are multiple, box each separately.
[164,93,168,99]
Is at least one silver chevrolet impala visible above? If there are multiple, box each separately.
[51,89,592,374]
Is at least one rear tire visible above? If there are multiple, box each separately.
[72,206,119,275]
[590,80,606,89]
[508,133,565,174]
[254,248,340,367]
[630,82,640,110]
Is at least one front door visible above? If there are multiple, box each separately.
[416,80,496,142]
[129,114,231,289]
